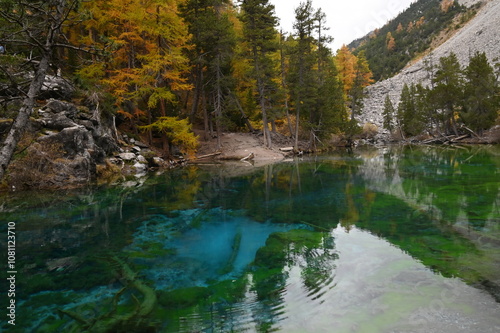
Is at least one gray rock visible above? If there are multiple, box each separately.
[119,152,137,161]
[152,157,166,167]
[136,155,147,163]
[133,162,147,172]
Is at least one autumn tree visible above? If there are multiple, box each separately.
[386,32,396,51]
[78,0,195,156]
[441,0,455,13]
[396,23,404,33]
[349,51,373,122]
[335,45,357,96]
[240,0,279,148]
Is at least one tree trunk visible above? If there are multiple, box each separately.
[0,54,50,180]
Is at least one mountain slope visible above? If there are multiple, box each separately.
[358,0,499,135]
[349,0,473,81]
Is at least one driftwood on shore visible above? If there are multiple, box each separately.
[421,134,470,144]
[192,152,222,160]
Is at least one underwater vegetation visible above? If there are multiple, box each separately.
[1,145,499,332]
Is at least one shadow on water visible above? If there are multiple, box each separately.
[1,145,499,332]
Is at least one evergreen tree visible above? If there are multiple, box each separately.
[382,95,395,133]
[429,52,463,135]
[180,0,238,147]
[397,84,413,137]
[288,0,317,149]
[240,0,279,148]
[461,51,499,134]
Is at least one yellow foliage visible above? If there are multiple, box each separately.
[140,117,198,157]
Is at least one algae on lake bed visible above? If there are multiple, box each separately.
[2,145,499,332]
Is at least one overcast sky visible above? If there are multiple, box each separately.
[271,0,416,51]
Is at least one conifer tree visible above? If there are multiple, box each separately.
[461,51,499,134]
[382,95,395,133]
[180,0,238,147]
[240,0,279,148]
[430,52,463,135]
[397,84,414,137]
[288,0,317,149]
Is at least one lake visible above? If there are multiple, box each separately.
[1,145,499,332]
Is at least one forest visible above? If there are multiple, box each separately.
[0,0,499,177]
[0,0,373,165]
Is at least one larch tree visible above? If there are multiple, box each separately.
[335,45,357,97]
[79,0,195,156]
[349,51,373,122]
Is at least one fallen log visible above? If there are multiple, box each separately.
[450,134,470,142]
[240,152,254,161]
[193,152,222,160]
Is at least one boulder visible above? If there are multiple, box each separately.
[39,75,75,99]
[136,155,147,163]
[133,162,148,173]
[119,152,137,161]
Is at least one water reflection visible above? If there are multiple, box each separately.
[1,145,499,332]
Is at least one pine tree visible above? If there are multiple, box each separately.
[382,95,395,133]
[240,0,279,148]
[430,52,463,135]
[180,0,238,147]
[288,0,317,149]
[461,51,499,134]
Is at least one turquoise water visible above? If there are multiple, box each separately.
[1,145,499,332]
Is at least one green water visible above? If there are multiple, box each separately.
[1,145,499,332]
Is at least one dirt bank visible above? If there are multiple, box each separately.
[194,132,296,166]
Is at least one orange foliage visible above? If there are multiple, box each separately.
[386,32,396,51]
[78,0,192,109]
[441,0,455,13]
[335,45,357,96]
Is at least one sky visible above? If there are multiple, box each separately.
[271,0,416,51]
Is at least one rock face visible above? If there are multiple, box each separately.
[8,98,120,189]
[358,0,499,137]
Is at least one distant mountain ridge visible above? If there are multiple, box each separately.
[357,0,499,136]
[349,0,481,81]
